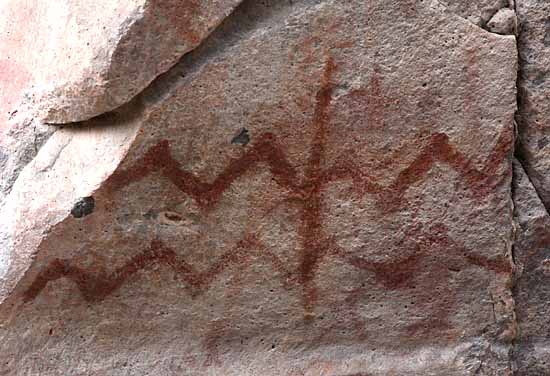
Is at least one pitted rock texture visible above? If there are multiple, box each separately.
[515,0,550,212]
[0,1,519,375]
[512,161,550,375]
[512,0,550,373]
[0,0,241,126]
[513,0,550,367]
[438,0,513,28]
[487,8,518,35]
[0,0,241,214]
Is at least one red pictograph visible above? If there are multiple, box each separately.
[23,58,512,317]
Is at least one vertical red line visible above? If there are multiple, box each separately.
[298,57,336,315]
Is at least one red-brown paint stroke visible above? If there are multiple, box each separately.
[366,66,385,129]
[24,235,293,303]
[23,57,513,315]
[306,221,510,343]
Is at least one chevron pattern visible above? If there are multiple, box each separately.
[23,58,513,314]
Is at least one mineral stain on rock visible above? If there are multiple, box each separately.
[70,196,95,218]
[27,60,512,319]
[0,0,522,374]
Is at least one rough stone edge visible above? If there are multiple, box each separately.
[0,0,247,208]
[0,1,522,373]
[507,0,546,372]
[36,1,244,124]
[434,0,517,35]
[0,0,316,312]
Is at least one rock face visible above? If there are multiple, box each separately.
[0,0,241,214]
[0,0,242,125]
[3,0,546,375]
[512,161,550,374]
[516,0,550,211]
[513,0,550,373]
[487,8,518,35]
[438,0,512,27]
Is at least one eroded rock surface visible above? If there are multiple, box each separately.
[512,161,550,375]
[0,0,242,125]
[0,0,240,213]
[438,0,512,28]
[0,0,519,375]
[516,0,550,211]
[512,1,550,372]
[487,8,518,35]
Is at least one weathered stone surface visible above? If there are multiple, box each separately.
[0,1,518,375]
[487,8,518,35]
[438,0,511,27]
[516,0,550,211]
[513,0,550,373]
[512,160,550,374]
[0,0,241,125]
[0,111,53,205]
[0,0,241,211]
[0,0,58,203]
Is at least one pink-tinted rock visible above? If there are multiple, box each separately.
[0,0,54,164]
[0,1,521,375]
[0,0,240,208]
[487,8,518,35]
[0,0,241,127]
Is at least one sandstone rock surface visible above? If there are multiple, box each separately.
[0,1,519,375]
[0,0,242,125]
[439,0,512,27]
[516,0,550,210]
[512,4,550,372]
[487,8,518,35]
[512,161,550,375]
[0,0,240,216]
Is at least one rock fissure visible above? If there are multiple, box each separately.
[0,0,535,374]
[514,147,550,218]
[507,2,523,373]
[437,0,517,35]
[509,0,550,372]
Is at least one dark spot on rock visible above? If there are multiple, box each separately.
[533,69,547,86]
[539,137,550,150]
[71,197,95,218]
[544,19,550,47]
[143,209,157,219]
[0,147,7,167]
[231,128,250,146]
[164,212,183,222]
